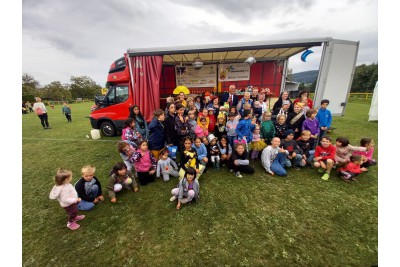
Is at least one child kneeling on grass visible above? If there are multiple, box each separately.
[49,168,85,230]
[170,167,200,210]
[74,165,103,211]
[107,162,138,203]
[338,155,368,182]
[314,135,336,181]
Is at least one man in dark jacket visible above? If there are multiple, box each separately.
[220,84,239,108]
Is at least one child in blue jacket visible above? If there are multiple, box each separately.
[235,109,256,142]
[316,99,332,139]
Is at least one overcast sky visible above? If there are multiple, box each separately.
[22,0,377,87]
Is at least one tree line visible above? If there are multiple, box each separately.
[22,63,377,102]
[296,63,378,93]
[22,74,102,102]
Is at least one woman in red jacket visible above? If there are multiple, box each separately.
[293,90,313,109]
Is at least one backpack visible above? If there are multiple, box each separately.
[35,107,44,115]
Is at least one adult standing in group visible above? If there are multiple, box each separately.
[272,91,293,113]
[257,93,269,114]
[129,105,149,140]
[32,97,51,129]
[236,92,254,117]
[208,96,220,118]
[220,84,239,108]
[292,90,314,109]
[165,102,179,148]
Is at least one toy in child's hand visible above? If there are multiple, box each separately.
[124,178,132,185]
[114,183,122,192]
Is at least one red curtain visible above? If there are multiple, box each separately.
[128,55,163,122]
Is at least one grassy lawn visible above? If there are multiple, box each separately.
[22,100,378,267]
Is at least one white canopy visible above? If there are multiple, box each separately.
[368,81,378,121]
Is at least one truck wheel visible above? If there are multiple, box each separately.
[100,121,116,137]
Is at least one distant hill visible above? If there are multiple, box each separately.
[292,70,319,84]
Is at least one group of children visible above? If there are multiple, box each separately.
[49,94,377,230]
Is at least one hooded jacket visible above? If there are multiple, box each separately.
[49,183,78,207]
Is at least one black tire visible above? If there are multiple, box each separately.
[100,121,116,137]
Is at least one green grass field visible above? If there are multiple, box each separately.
[22,101,378,267]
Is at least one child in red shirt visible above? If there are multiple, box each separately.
[207,108,217,133]
[314,135,336,181]
[338,155,368,182]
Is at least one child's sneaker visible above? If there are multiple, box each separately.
[321,173,330,181]
[235,171,243,178]
[170,195,177,202]
[318,167,324,173]
[67,221,80,230]
[75,215,85,222]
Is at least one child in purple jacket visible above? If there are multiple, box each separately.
[302,109,320,149]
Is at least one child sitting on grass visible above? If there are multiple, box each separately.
[170,167,200,210]
[334,137,367,166]
[296,130,315,166]
[117,141,136,172]
[49,168,85,230]
[280,129,305,170]
[261,137,289,176]
[227,140,255,178]
[352,137,377,168]
[107,162,138,203]
[338,155,368,182]
[314,135,336,181]
[156,148,179,182]
[74,165,104,211]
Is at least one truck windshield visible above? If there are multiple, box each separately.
[106,85,129,105]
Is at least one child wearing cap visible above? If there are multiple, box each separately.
[280,129,306,170]
[260,112,275,146]
[226,112,239,149]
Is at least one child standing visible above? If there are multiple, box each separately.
[49,169,85,230]
[226,112,239,149]
[187,110,198,139]
[261,137,289,176]
[122,118,142,148]
[253,101,263,122]
[170,167,200,210]
[62,102,72,122]
[236,109,256,143]
[214,113,227,140]
[274,114,289,141]
[260,112,275,146]
[228,141,255,177]
[207,134,221,169]
[314,135,336,181]
[130,140,157,185]
[352,137,377,168]
[338,155,368,182]
[207,108,217,133]
[156,148,179,182]
[148,109,166,160]
[74,165,104,211]
[316,99,332,139]
[250,124,267,161]
[334,137,367,166]
[302,109,320,149]
[286,103,305,140]
[195,117,209,138]
[108,162,139,203]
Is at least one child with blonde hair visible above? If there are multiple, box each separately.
[49,169,85,230]
[250,124,267,161]
[74,165,104,211]
[214,113,227,140]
